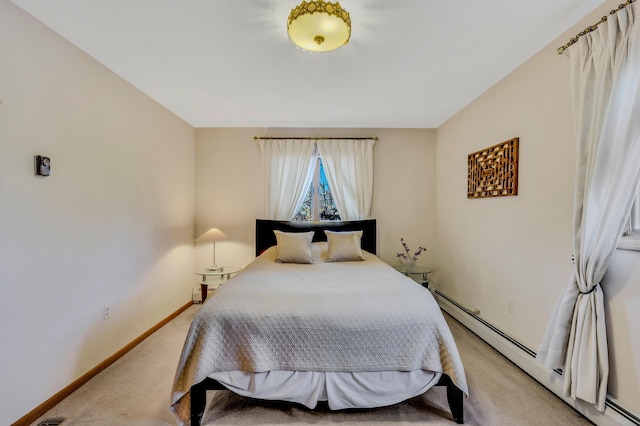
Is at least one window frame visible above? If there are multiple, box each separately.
[618,188,640,251]
[310,156,320,221]
[293,153,340,222]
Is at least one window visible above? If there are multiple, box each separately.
[619,184,640,251]
[292,155,341,221]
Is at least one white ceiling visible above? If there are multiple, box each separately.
[11,0,605,128]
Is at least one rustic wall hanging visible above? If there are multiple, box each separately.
[467,137,519,198]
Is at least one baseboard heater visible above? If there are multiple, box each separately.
[434,289,640,426]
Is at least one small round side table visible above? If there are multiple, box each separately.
[195,266,240,302]
[394,265,434,289]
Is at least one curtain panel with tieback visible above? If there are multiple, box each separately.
[316,139,375,221]
[259,139,316,220]
[536,2,640,411]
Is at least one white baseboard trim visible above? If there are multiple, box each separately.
[434,290,639,426]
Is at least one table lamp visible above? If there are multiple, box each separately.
[196,228,228,271]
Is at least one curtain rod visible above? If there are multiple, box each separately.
[557,0,636,54]
[254,136,378,140]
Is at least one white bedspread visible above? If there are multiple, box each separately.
[170,243,467,424]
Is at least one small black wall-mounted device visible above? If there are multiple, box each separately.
[34,155,51,176]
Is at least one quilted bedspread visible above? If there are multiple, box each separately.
[170,243,467,424]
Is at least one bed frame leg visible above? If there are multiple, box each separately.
[190,381,206,426]
[436,374,464,424]
[190,378,226,426]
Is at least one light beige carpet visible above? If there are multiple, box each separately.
[32,305,592,426]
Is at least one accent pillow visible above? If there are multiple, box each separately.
[324,230,365,262]
[274,230,315,264]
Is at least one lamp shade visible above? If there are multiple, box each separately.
[195,228,228,243]
[287,1,351,52]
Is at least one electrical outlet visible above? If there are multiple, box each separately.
[507,298,514,314]
[103,305,111,320]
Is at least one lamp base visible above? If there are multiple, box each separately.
[206,265,223,271]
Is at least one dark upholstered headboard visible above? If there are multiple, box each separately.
[255,219,377,256]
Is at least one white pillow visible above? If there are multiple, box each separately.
[324,230,365,262]
[274,230,315,264]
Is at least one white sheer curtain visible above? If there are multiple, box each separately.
[259,139,316,220]
[316,139,375,220]
[537,3,640,411]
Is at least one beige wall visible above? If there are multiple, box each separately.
[0,3,195,424]
[4,0,638,422]
[435,0,640,414]
[194,128,436,274]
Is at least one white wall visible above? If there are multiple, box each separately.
[0,3,196,424]
[434,0,640,415]
[194,128,436,274]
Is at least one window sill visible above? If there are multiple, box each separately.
[618,234,640,251]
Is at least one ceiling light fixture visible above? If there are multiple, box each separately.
[287,1,351,52]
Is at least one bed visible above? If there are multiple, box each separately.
[170,219,467,425]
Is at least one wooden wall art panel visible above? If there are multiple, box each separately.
[467,137,519,198]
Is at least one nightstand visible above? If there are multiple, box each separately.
[394,265,434,289]
[195,266,240,302]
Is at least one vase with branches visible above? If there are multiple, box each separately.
[396,238,426,267]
